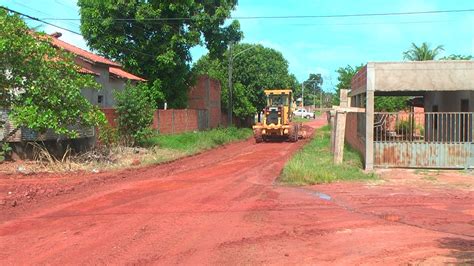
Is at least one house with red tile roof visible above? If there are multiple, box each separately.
[49,32,145,107]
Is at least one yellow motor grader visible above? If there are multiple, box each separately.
[252,89,300,143]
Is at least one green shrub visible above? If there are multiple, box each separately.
[0,142,12,162]
[115,83,157,146]
[97,122,119,147]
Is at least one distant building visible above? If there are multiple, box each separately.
[50,32,145,107]
[1,32,146,145]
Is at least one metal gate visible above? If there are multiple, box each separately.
[374,112,474,168]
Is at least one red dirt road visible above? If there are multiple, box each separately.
[1,118,473,264]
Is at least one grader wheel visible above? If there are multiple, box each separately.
[254,128,264,143]
[289,124,299,142]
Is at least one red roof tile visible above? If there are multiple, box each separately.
[78,67,100,76]
[50,37,121,67]
[48,34,146,82]
[109,67,146,81]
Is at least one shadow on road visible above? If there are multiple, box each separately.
[438,237,474,264]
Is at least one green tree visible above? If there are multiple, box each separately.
[440,54,473,60]
[0,9,104,139]
[115,83,157,146]
[333,64,363,105]
[374,96,408,112]
[333,64,407,111]
[294,73,323,107]
[78,0,242,108]
[193,43,297,119]
[403,42,444,61]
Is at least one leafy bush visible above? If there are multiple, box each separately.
[0,142,12,162]
[374,96,409,112]
[115,83,157,146]
[97,122,119,147]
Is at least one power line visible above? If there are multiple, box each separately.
[37,8,474,22]
[1,6,82,35]
[0,6,156,59]
[10,0,82,31]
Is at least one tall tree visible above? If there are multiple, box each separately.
[294,73,323,107]
[78,0,242,108]
[0,9,104,138]
[333,64,362,105]
[403,42,444,61]
[193,43,298,118]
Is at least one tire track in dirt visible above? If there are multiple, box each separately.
[0,118,472,264]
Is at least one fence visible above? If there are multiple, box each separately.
[374,112,474,168]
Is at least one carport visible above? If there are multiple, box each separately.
[347,61,474,170]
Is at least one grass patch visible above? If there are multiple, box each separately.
[143,127,253,155]
[293,117,312,123]
[280,125,377,185]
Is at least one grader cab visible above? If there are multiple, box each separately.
[252,89,300,143]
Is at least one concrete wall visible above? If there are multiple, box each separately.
[424,91,474,112]
[372,61,474,92]
[77,60,128,108]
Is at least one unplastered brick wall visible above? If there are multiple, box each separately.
[345,112,365,158]
[154,109,203,134]
[188,75,221,128]
[102,108,206,135]
[101,75,222,134]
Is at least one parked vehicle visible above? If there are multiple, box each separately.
[293,109,315,119]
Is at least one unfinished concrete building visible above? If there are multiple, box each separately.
[347,61,474,170]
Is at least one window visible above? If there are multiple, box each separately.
[98,95,104,105]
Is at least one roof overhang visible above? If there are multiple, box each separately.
[350,61,474,96]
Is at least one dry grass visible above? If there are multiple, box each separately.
[4,127,251,175]
[27,144,187,173]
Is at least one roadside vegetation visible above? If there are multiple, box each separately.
[280,125,376,184]
[144,127,252,155]
[292,117,312,123]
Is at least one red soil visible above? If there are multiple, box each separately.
[0,118,473,264]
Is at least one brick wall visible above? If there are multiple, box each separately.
[102,108,206,135]
[101,75,222,135]
[188,75,221,128]
[101,108,118,127]
[345,112,366,158]
[351,65,367,91]
[153,109,202,134]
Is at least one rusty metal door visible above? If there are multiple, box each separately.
[374,112,474,169]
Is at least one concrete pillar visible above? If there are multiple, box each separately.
[340,89,349,108]
[334,111,347,164]
[365,63,375,170]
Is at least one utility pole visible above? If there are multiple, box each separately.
[301,83,304,108]
[320,89,323,111]
[227,42,233,126]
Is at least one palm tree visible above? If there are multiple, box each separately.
[403,42,444,61]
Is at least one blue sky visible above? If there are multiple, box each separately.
[2,0,473,92]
